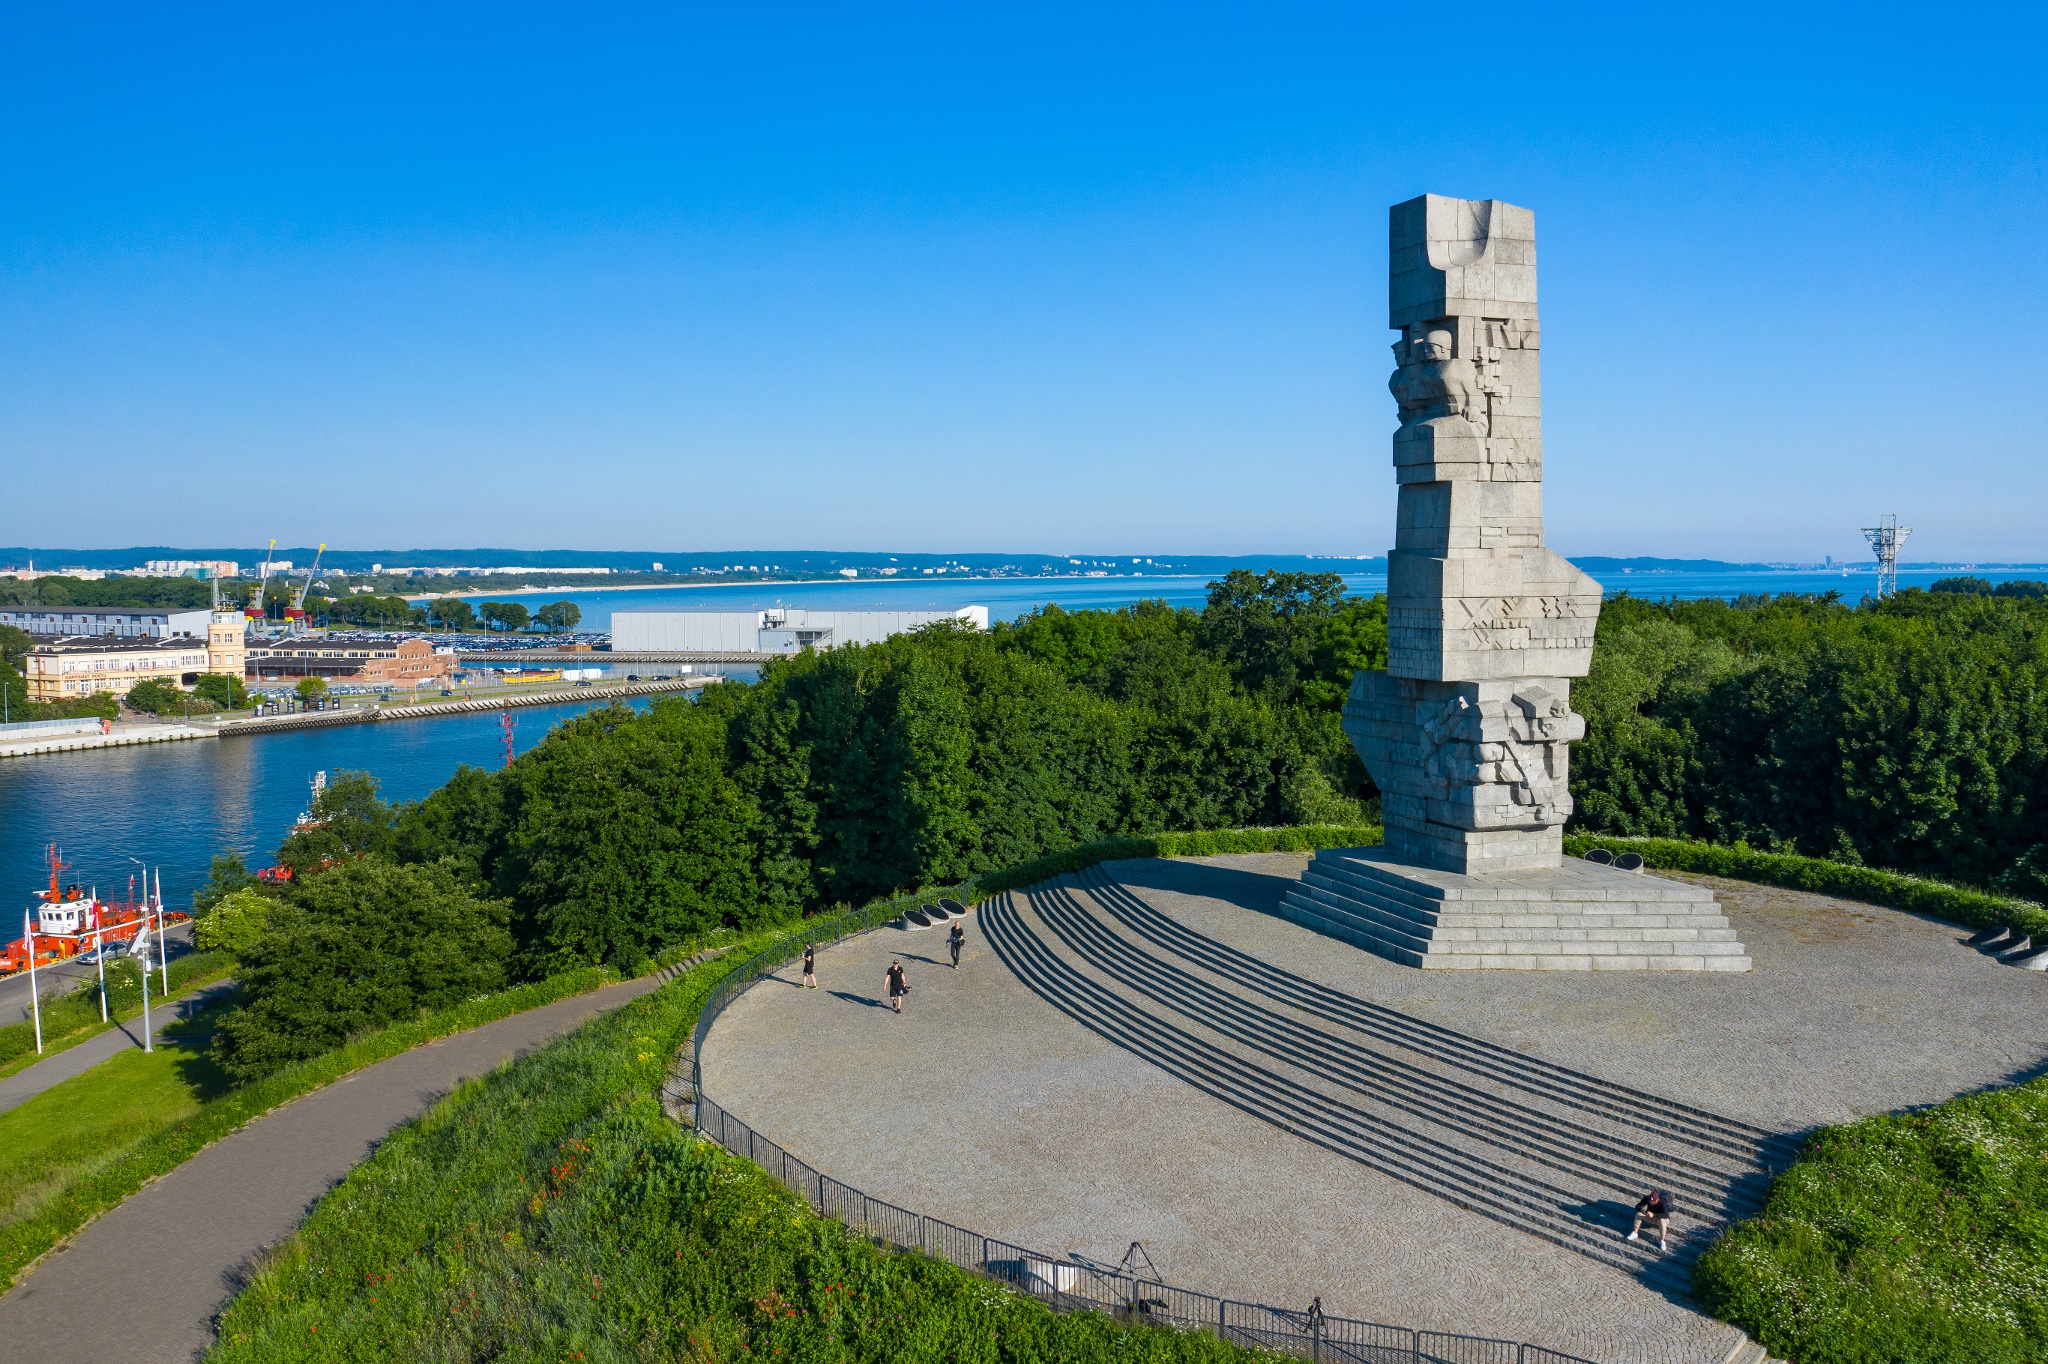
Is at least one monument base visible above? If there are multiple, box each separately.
[1277,847,1751,971]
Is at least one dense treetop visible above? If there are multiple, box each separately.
[206,574,2048,1077]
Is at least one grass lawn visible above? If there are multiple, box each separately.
[0,952,233,1080]
[0,998,235,1237]
[1696,1075,2048,1364]
[207,945,1253,1364]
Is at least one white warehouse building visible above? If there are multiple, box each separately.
[612,606,988,654]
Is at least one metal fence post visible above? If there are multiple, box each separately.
[1411,1328,1422,1364]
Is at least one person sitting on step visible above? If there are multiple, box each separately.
[1627,1189,1673,1250]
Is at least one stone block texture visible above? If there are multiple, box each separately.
[1324,194,1746,968]
[1280,849,1753,972]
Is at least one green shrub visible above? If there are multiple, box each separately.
[1696,1077,2048,1364]
[123,678,216,715]
[1561,833,2048,940]
[213,859,511,1083]
[208,957,1256,1363]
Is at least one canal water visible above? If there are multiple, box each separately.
[0,699,640,919]
[9,566,2045,916]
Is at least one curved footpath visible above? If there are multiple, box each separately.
[0,972,669,1364]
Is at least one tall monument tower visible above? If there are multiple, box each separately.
[1276,195,1750,971]
[1351,194,1601,873]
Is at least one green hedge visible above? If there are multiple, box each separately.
[1562,833,2048,939]
[973,824,1382,899]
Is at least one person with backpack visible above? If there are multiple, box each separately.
[885,958,908,1013]
[948,920,965,968]
[1627,1189,1674,1250]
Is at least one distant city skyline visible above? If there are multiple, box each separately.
[2,6,2043,561]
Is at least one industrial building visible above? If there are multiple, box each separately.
[611,606,988,654]
[0,607,213,640]
[245,635,456,687]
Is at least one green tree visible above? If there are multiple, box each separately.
[192,853,257,916]
[124,678,188,714]
[478,600,531,632]
[211,859,512,1082]
[534,600,582,634]
[0,623,30,670]
[192,672,248,709]
[278,769,395,873]
[295,676,329,702]
[495,700,771,973]
[427,598,477,631]
[1198,569,1349,702]
[192,886,271,957]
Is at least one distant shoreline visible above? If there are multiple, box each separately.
[405,570,1386,602]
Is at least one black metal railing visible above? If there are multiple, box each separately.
[673,881,1605,1364]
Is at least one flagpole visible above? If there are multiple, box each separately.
[154,869,169,997]
[138,914,152,1054]
[25,912,42,1055]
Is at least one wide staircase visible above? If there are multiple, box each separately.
[1278,847,1752,971]
[980,866,1800,1298]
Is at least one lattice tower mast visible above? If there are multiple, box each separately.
[1861,515,1912,597]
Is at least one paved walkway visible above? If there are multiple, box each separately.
[0,973,666,1364]
[0,980,238,1116]
[701,854,2048,1364]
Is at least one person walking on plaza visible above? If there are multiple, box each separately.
[801,942,817,989]
[948,919,965,968]
[886,958,908,1013]
[1627,1188,1673,1250]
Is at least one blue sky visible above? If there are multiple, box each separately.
[2,4,2043,561]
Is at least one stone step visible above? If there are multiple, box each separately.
[1084,867,1795,1169]
[989,886,1735,1297]
[1291,878,1744,943]
[1287,853,1750,973]
[1304,862,1734,927]
[1316,848,1720,906]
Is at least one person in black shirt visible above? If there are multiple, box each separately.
[948,920,965,968]
[1627,1189,1674,1250]
[885,959,908,1013]
[801,942,817,989]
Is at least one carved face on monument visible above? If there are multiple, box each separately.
[1389,325,1477,428]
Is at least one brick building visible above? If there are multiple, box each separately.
[245,636,455,688]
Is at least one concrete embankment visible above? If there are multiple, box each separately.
[216,675,711,737]
[0,678,711,758]
[0,723,216,760]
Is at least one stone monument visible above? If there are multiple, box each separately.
[1278,194,1749,971]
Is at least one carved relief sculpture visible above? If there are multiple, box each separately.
[1343,195,1603,873]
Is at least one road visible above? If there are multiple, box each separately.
[0,979,238,1116]
[0,971,667,1363]
[0,923,199,1027]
